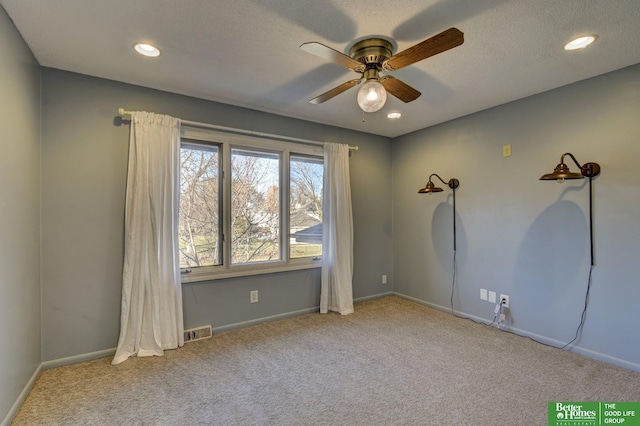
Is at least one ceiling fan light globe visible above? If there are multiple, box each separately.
[357,81,387,112]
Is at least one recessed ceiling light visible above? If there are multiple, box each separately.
[387,112,402,119]
[133,42,161,58]
[564,35,597,51]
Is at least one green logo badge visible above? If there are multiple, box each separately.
[548,402,640,426]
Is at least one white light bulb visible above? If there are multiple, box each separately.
[557,177,565,184]
[357,81,387,113]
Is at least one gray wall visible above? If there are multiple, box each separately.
[392,64,640,370]
[40,68,393,362]
[0,6,41,425]
[4,6,639,421]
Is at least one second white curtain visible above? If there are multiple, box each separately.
[320,143,354,315]
[112,111,184,364]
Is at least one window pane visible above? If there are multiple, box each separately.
[231,149,280,264]
[290,155,323,259]
[179,142,221,268]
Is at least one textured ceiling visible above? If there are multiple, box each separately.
[2,0,640,137]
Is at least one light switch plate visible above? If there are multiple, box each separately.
[480,289,488,301]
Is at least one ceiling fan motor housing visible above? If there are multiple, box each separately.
[350,38,393,67]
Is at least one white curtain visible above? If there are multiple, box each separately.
[112,111,184,365]
[320,143,354,315]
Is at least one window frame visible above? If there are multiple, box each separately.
[180,126,324,283]
[289,153,325,260]
[179,139,223,268]
[229,146,282,266]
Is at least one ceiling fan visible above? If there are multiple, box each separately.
[300,28,464,113]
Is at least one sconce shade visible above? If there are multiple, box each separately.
[418,173,460,253]
[540,153,601,182]
[419,175,459,193]
[418,181,443,193]
[539,162,584,181]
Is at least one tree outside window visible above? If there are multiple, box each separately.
[177,130,324,279]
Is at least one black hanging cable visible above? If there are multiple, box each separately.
[452,186,457,253]
[561,265,594,349]
[426,178,495,326]
[450,245,456,317]
[562,170,595,349]
[589,166,594,266]
[450,188,457,316]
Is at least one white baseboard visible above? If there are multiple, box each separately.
[355,292,394,303]
[214,292,393,334]
[393,292,640,373]
[1,363,41,426]
[42,348,116,370]
[213,306,320,333]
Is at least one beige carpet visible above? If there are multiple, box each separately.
[12,296,640,425]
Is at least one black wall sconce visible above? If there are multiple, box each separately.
[540,152,601,266]
[419,174,460,316]
[419,174,460,250]
[540,152,601,183]
[540,152,601,347]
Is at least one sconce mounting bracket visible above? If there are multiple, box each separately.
[581,163,601,178]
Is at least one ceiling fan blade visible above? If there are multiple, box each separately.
[309,79,361,104]
[300,42,365,72]
[384,28,464,71]
[380,76,421,103]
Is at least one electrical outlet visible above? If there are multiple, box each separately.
[382,275,387,284]
[488,291,496,303]
[503,144,512,157]
[480,289,488,301]
[500,294,509,308]
[250,290,259,304]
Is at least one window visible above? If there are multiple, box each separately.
[290,155,323,259]
[179,141,221,268]
[179,127,324,281]
[231,148,280,264]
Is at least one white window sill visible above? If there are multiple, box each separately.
[181,259,322,283]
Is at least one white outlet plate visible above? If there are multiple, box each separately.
[382,274,387,284]
[500,294,509,308]
[480,289,488,301]
[488,291,496,303]
[250,290,258,304]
